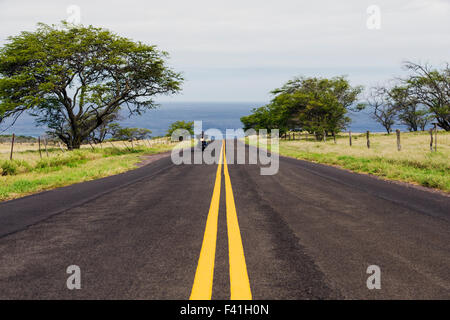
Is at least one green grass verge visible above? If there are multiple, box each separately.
[0,144,174,201]
[246,133,450,193]
[278,148,450,192]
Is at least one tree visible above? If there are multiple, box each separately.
[166,120,194,138]
[241,76,363,139]
[0,22,183,149]
[367,86,397,134]
[112,127,152,141]
[241,102,291,135]
[389,85,430,132]
[402,62,450,131]
[417,112,433,131]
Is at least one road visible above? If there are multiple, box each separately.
[0,140,449,299]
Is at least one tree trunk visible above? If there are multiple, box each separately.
[64,135,83,150]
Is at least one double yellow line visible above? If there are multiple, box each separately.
[190,140,252,300]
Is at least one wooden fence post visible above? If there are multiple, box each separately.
[429,128,433,151]
[44,138,49,157]
[349,131,352,146]
[366,131,370,149]
[38,137,42,159]
[332,132,336,144]
[10,133,15,160]
[434,123,437,152]
[396,129,401,151]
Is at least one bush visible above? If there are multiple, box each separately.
[1,161,18,176]
[0,160,32,176]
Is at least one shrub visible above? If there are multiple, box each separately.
[1,161,18,176]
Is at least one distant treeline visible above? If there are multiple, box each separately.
[241,61,449,139]
[0,135,37,143]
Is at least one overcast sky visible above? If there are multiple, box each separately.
[0,0,449,102]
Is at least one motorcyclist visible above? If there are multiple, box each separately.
[200,131,207,151]
[201,138,207,151]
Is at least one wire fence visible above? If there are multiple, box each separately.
[0,135,177,160]
[280,130,450,152]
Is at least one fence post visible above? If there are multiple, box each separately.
[38,137,42,159]
[10,133,15,160]
[349,131,352,146]
[434,123,437,152]
[366,131,370,149]
[44,138,49,157]
[396,129,401,151]
[333,131,336,144]
[429,128,433,151]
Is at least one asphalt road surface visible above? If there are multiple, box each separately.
[0,141,449,299]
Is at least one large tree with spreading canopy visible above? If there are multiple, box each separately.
[0,22,183,149]
[242,76,363,139]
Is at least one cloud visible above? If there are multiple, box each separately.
[0,0,448,101]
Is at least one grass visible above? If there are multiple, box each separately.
[2,131,448,200]
[0,138,185,201]
[247,131,450,192]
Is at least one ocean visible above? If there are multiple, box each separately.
[0,101,409,137]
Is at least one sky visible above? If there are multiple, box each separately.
[0,0,449,102]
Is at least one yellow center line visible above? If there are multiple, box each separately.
[190,141,223,300]
[223,140,252,300]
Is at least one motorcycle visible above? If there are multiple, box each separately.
[201,139,207,151]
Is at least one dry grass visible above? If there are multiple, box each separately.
[0,138,184,201]
[282,131,449,169]
[249,130,450,192]
[0,138,171,159]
